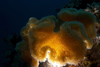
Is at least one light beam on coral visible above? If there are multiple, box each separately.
[15,8,96,67]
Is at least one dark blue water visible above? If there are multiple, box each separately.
[0,0,70,67]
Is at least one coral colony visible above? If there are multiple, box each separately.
[15,8,96,67]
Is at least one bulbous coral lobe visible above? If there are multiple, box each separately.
[58,8,96,39]
[15,8,96,67]
[28,17,91,66]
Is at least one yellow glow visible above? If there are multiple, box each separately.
[41,36,66,67]
[46,50,50,59]
[49,62,62,67]
[16,13,95,67]
[84,39,93,49]
[29,31,87,66]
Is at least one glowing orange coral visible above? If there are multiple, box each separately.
[15,8,96,67]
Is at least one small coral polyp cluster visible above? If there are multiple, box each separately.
[15,8,96,67]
